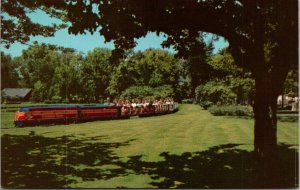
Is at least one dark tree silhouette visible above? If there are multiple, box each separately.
[2,0,298,183]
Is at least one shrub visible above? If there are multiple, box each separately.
[9,96,21,101]
[44,100,52,104]
[62,98,70,104]
[277,115,298,122]
[121,85,174,100]
[5,96,22,104]
[208,105,253,116]
[153,85,174,99]
[181,99,194,104]
[121,86,153,99]
[199,101,213,110]
[51,95,62,103]
[195,81,236,107]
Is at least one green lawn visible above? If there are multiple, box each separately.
[1,104,298,188]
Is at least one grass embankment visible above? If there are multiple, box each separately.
[1,104,298,188]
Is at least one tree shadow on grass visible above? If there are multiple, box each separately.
[1,133,135,188]
[1,133,298,189]
[121,143,298,188]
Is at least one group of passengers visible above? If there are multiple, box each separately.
[109,98,175,113]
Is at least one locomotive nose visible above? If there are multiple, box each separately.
[15,111,27,121]
[14,111,28,127]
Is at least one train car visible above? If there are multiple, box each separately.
[14,105,78,127]
[14,104,127,127]
[14,103,179,127]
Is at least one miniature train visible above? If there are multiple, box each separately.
[14,103,179,127]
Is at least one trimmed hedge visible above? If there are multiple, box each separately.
[181,99,194,104]
[277,115,298,122]
[209,105,297,122]
[208,105,253,116]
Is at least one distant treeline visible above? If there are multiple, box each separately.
[2,42,297,105]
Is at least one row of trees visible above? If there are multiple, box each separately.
[3,41,259,104]
[2,42,296,106]
[2,44,182,103]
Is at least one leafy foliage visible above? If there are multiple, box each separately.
[31,80,45,102]
[208,105,253,116]
[153,85,174,99]
[120,85,174,100]
[51,95,62,103]
[16,42,84,102]
[6,44,183,102]
[120,86,153,100]
[209,49,255,104]
[1,0,67,48]
[195,81,236,106]
[81,48,115,100]
[163,32,214,98]
[181,99,194,104]
[283,64,298,95]
[107,49,182,98]
[1,52,19,89]
[190,48,255,108]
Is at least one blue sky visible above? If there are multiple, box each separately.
[2,10,228,57]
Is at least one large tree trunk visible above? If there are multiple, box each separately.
[252,72,282,187]
[253,75,277,158]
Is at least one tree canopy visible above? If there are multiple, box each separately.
[3,44,186,103]
[1,52,19,89]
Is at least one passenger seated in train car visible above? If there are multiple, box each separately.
[142,100,149,113]
[164,99,168,111]
[114,99,122,116]
[165,98,170,105]
[166,98,172,111]
[153,99,158,112]
[104,97,110,105]
[120,99,128,114]
[168,98,172,110]
[125,99,131,107]
[168,97,174,110]
[143,99,149,107]
[136,99,143,107]
[157,99,161,110]
[159,99,164,111]
[117,99,123,106]
[162,99,166,111]
[131,99,137,107]
[149,100,153,106]
[135,99,142,114]
[128,99,136,115]
[112,98,118,105]
[142,100,148,111]
[147,100,152,111]
[105,97,115,106]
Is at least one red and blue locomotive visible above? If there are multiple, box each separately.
[14,103,178,127]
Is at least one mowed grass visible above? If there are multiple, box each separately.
[1,104,298,188]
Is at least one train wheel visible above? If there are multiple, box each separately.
[15,121,24,128]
